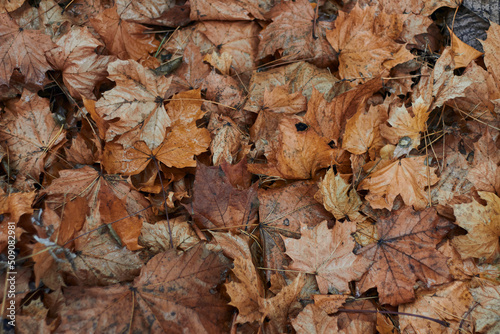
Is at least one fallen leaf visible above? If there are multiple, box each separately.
[139,217,200,252]
[190,0,269,21]
[58,243,233,333]
[191,163,258,233]
[470,285,500,333]
[284,221,370,294]
[46,26,115,100]
[356,207,451,305]
[90,6,159,61]
[292,303,338,334]
[448,26,483,69]
[258,0,336,67]
[0,13,56,86]
[315,169,362,221]
[451,191,500,260]
[95,59,172,149]
[399,281,473,334]
[358,156,439,210]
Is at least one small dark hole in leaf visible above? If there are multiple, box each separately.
[295,122,309,132]
[328,140,336,148]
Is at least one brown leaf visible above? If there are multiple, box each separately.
[90,6,159,61]
[116,0,190,26]
[258,180,332,281]
[245,61,339,113]
[96,59,172,149]
[0,90,66,189]
[170,42,211,94]
[190,0,270,20]
[356,207,451,305]
[139,217,200,252]
[46,27,115,100]
[0,13,56,87]
[262,84,307,114]
[481,21,500,84]
[248,117,339,179]
[284,221,370,294]
[359,156,439,210]
[399,281,473,334]
[451,191,500,260]
[380,96,431,149]
[57,243,232,333]
[257,0,337,67]
[292,303,339,334]
[326,5,413,83]
[449,26,483,69]
[343,103,386,157]
[191,163,258,232]
[315,169,362,221]
[304,76,384,146]
[470,285,500,333]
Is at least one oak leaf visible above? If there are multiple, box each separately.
[45,26,115,100]
[284,221,370,294]
[315,169,362,221]
[0,13,56,86]
[57,243,232,333]
[96,59,172,149]
[451,191,500,260]
[356,207,451,305]
[358,156,439,210]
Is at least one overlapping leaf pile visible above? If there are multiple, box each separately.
[0,0,499,333]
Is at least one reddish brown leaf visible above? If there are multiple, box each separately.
[57,243,232,333]
[356,207,451,305]
[0,13,56,86]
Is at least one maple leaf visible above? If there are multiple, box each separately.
[139,217,200,252]
[257,0,336,67]
[226,256,306,332]
[325,5,413,82]
[470,285,500,333]
[0,90,66,190]
[304,76,383,146]
[284,221,370,294]
[315,169,362,221]
[0,13,56,86]
[481,21,500,84]
[170,43,210,94]
[380,96,431,149]
[95,59,172,149]
[198,21,260,82]
[261,84,307,114]
[244,61,339,113]
[42,166,151,251]
[399,281,473,333]
[116,0,190,26]
[342,103,386,157]
[358,156,439,210]
[57,243,233,333]
[58,206,143,286]
[258,181,332,281]
[356,207,451,306]
[467,130,500,194]
[90,6,159,61]
[209,114,249,165]
[45,26,115,100]
[292,303,339,334]
[0,191,35,223]
[248,116,338,179]
[191,163,258,232]
[448,27,483,68]
[190,0,269,20]
[451,191,500,260]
